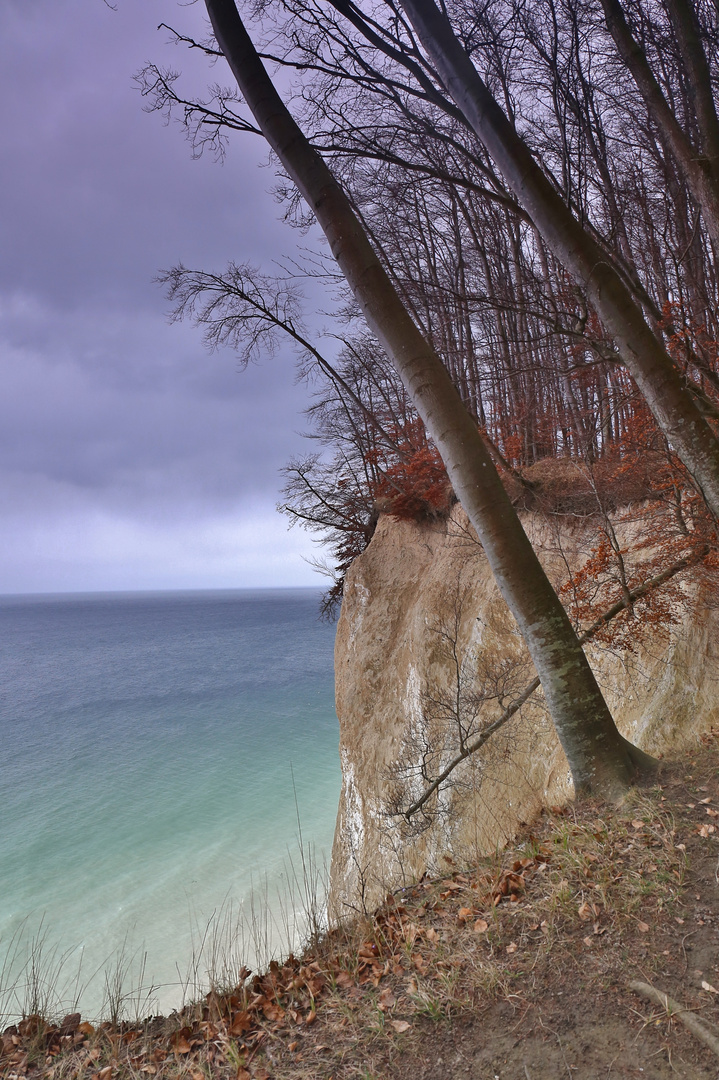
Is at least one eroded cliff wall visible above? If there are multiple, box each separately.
[329,507,719,918]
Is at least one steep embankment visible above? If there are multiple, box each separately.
[329,506,719,916]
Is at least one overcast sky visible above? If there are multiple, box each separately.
[0,0,333,593]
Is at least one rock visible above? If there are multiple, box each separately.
[328,506,719,916]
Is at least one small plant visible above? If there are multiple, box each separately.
[102,935,158,1026]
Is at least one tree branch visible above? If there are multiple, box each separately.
[400,543,711,819]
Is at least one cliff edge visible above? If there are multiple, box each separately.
[329,506,719,916]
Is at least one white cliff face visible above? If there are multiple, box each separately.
[328,507,719,918]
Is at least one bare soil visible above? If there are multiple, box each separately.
[6,736,719,1080]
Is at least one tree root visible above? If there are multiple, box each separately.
[621,736,660,776]
[629,979,719,1059]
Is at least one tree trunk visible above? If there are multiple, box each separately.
[600,0,719,251]
[203,0,653,799]
[395,0,719,521]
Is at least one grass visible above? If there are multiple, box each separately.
[0,840,330,1033]
[3,740,719,1078]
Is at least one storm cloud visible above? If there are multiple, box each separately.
[0,0,330,592]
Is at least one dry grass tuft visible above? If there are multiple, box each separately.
[4,739,719,1079]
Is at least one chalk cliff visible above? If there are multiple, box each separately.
[329,506,719,917]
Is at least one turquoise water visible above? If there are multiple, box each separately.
[0,589,341,1020]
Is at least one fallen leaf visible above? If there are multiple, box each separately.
[506,942,517,954]
[707,808,719,817]
[583,936,593,947]
[230,1011,252,1036]
[637,920,650,933]
[577,902,592,921]
[457,907,474,923]
[262,1002,285,1023]
[700,797,713,804]
[473,918,489,933]
[702,981,719,994]
[390,1020,411,1034]
[335,971,354,989]
[632,820,644,829]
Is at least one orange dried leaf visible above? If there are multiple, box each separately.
[262,1003,285,1023]
[230,1011,252,1036]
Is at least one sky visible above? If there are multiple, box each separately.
[0,0,334,593]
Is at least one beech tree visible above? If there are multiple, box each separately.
[197,0,657,799]
[140,0,719,483]
[600,0,719,251]
[389,0,719,520]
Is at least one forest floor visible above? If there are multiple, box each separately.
[6,735,719,1080]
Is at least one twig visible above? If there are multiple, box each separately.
[401,545,711,818]
[628,980,719,1059]
[680,929,698,973]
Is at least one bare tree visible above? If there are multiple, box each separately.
[198,0,655,799]
[394,0,719,518]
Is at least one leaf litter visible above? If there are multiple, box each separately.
[5,735,719,1078]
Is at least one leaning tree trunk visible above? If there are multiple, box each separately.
[600,0,719,253]
[203,0,655,799]
[395,0,719,521]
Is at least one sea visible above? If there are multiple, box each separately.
[0,588,341,1022]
